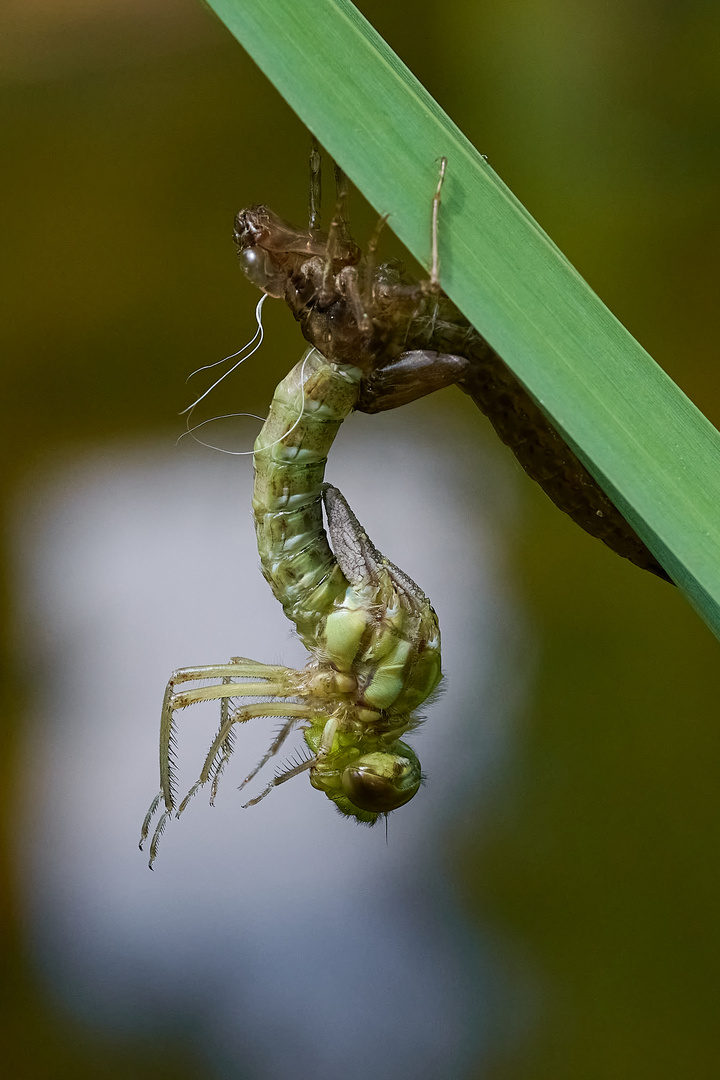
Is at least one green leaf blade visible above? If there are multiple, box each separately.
[205,0,720,638]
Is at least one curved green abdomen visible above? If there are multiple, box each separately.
[252,350,360,648]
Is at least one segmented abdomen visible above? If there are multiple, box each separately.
[252,348,361,648]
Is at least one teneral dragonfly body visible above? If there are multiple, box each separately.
[141,346,441,865]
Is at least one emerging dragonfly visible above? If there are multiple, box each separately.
[140,343,442,866]
[235,149,671,583]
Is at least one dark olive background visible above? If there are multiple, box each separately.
[2,1,720,1076]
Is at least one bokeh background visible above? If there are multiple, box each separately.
[2,1,720,1077]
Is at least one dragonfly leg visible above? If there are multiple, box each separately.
[242,749,317,809]
[357,350,470,413]
[338,265,369,335]
[237,715,299,793]
[157,658,298,813]
[428,156,447,288]
[139,657,311,865]
[177,701,311,816]
[332,162,353,253]
[360,213,389,330]
[321,163,360,298]
[141,691,313,867]
[308,137,322,232]
[241,717,335,811]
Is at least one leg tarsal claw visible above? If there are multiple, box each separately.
[147,809,172,870]
[139,792,162,850]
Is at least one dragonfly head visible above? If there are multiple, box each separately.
[309,737,422,823]
[233,205,289,297]
[341,747,422,814]
[233,205,329,298]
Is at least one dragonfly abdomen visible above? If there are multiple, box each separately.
[252,349,362,645]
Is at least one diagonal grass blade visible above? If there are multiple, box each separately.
[204,0,720,639]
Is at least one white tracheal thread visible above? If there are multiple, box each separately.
[181,353,313,459]
[180,293,268,453]
[177,291,313,459]
[183,294,268,410]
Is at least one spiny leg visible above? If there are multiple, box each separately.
[241,715,341,811]
[333,162,352,252]
[164,668,302,809]
[146,700,314,868]
[202,671,239,808]
[237,715,299,793]
[308,136,322,232]
[339,266,368,336]
[428,156,447,288]
[361,212,389,331]
[158,658,297,814]
[335,155,453,415]
[140,658,302,861]
[208,676,235,804]
[169,678,293,710]
[356,157,466,414]
[321,161,358,298]
[177,702,309,814]
[209,725,237,804]
[338,209,389,339]
[142,796,170,869]
[140,794,163,859]
[242,750,317,810]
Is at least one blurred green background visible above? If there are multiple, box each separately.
[2,1,720,1077]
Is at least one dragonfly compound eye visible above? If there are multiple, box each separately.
[341,750,422,813]
[237,247,286,297]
